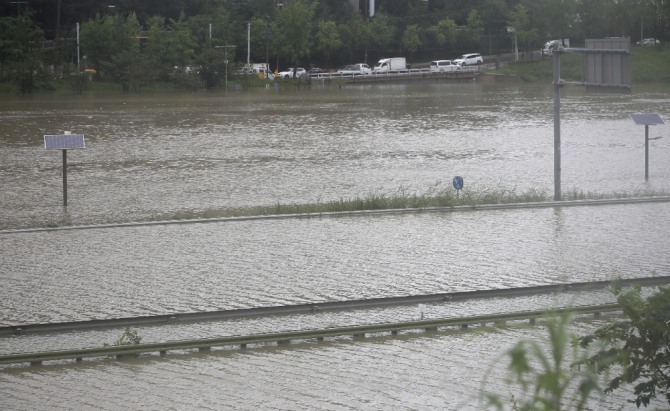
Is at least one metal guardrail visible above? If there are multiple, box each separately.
[0,304,621,366]
[3,275,668,337]
[305,66,483,81]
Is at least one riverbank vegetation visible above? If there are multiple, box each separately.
[1,0,668,93]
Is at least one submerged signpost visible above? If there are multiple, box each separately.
[630,113,665,180]
[552,38,631,201]
[44,132,86,206]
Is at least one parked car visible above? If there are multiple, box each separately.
[337,63,372,76]
[277,67,306,79]
[453,53,483,66]
[429,60,461,73]
[307,67,327,77]
[637,38,660,46]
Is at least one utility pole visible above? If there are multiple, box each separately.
[265,16,270,78]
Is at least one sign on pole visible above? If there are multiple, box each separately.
[552,38,631,201]
[44,133,86,206]
[630,114,664,180]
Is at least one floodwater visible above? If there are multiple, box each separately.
[1,82,670,410]
[1,82,669,229]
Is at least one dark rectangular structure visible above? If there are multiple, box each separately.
[583,38,631,87]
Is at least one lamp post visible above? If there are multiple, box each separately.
[507,27,518,62]
[630,114,665,180]
[265,16,270,78]
[215,45,236,92]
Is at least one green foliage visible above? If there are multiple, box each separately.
[314,20,342,62]
[272,0,316,67]
[508,5,538,53]
[338,11,367,62]
[106,328,143,347]
[401,25,421,55]
[481,313,601,411]
[0,12,46,93]
[579,285,670,407]
[435,18,458,48]
[368,13,397,54]
[3,1,670,91]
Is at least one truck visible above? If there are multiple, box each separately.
[372,57,407,73]
[541,39,570,56]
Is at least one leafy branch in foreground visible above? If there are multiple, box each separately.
[579,285,670,408]
[479,313,601,411]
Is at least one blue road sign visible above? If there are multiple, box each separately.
[453,176,463,190]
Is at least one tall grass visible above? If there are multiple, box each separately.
[155,185,668,223]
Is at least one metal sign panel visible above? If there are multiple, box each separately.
[583,38,631,87]
[44,134,86,150]
[630,113,664,125]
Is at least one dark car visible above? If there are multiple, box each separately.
[307,67,327,77]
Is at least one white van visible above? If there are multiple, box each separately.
[430,60,461,72]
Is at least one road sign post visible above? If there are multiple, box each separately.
[552,38,631,201]
[44,133,86,206]
[630,114,664,180]
[452,176,464,199]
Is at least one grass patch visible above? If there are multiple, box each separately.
[3,186,669,230]
[147,185,668,223]
[492,46,670,83]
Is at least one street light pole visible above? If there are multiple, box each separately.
[265,16,270,78]
[215,45,236,92]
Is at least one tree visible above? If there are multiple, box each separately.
[272,0,316,75]
[507,4,538,55]
[146,13,196,81]
[435,17,458,48]
[314,20,342,63]
[368,13,396,56]
[579,285,670,407]
[79,13,113,77]
[106,12,144,91]
[338,11,368,63]
[401,24,421,56]
[464,9,484,48]
[0,12,45,93]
